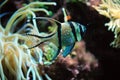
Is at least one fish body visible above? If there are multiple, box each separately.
[61,22,75,46]
[27,18,86,61]
[50,21,86,60]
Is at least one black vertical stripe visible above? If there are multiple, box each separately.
[78,23,84,38]
[69,22,77,41]
[57,23,62,50]
[51,23,62,60]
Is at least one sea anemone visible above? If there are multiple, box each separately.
[92,0,120,48]
[0,0,56,80]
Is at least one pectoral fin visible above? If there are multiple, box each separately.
[62,43,75,57]
[51,47,61,61]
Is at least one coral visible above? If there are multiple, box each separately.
[92,0,120,48]
[0,0,56,80]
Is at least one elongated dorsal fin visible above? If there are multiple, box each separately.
[62,8,71,22]
[33,17,61,24]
